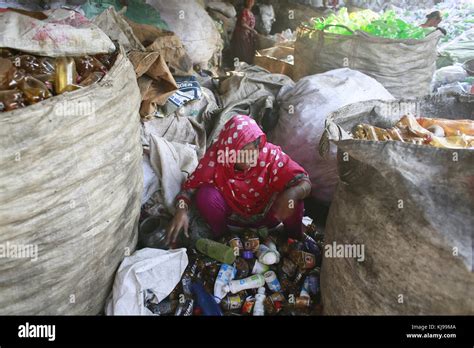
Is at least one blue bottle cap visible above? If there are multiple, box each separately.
[242,250,254,260]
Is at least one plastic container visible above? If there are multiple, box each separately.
[248,259,270,275]
[264,271,282,292]
[213,264,236,303]
[223,274,265,294]
[191,282,223,316]
[196,238,236,264]
[256,244,280,265]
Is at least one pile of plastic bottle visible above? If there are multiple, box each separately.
[145,223,324,316]
[394,0,474,43]
[0,47,117,112]
[309,7,431,39]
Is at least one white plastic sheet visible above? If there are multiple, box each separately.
[106,248,188,315]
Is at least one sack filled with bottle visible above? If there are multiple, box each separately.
[0,47,119,112]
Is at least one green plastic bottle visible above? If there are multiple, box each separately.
[196,238,236,264]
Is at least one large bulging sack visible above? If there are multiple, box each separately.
[269,68,394,204]
[294,25,443,98]
[146,0,222,67]
[0,49,143,314]
[320,95,474,314]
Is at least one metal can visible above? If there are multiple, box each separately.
[228,236,244,256]
[243,231,260,252]
[295,296,311,309]
[280,258,297,277]
[241,296,256,315]
[221,294,244,311]
[290,250,316,269]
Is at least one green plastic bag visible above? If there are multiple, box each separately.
[81,0,169,30]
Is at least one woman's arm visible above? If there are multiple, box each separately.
[285,179,311,201]
[271,178,311,221]
[241,22,257,33]
[165,198,190,247]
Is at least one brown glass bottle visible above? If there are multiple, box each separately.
[0,58,15,90]
[18,76,52,104]
[74,56,106,79]
[0,89,25,111]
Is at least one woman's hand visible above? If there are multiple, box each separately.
[165,206,190,247]
[272,181,311,221]
[272,189,299,221]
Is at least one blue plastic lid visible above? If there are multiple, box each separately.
[242,250,254,260]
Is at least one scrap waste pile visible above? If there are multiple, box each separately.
[1,0,473,316]
[146,224,324,316]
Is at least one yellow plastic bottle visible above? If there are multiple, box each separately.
[54,57,80,94]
